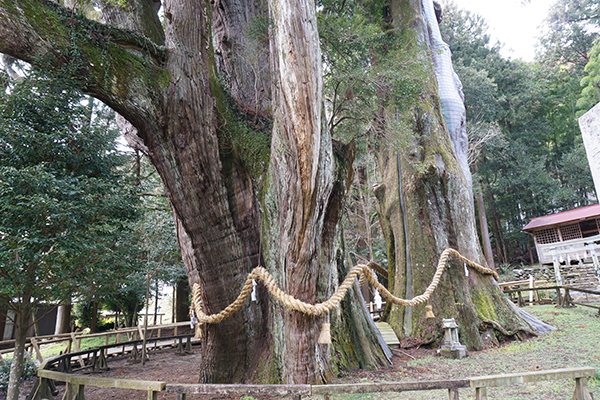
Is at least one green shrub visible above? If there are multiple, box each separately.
[0,354,38,392]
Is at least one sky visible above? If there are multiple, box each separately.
[447,0,555,61]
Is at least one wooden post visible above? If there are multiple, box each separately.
[517,291,524,307]
[475,386,487,400]
[448,388,460,399]
[30,337,43,363]
[29,377,56,400]
[590,249,600,275]
[176,337,184,355]
[147,389,158,400]
[564,288,573,308]
[555,288,562,306]
[573,377,594,400]
[529,275,534,304]
[185,336,193,354]
[176,394,187,400]
[552,254,563,285]
[63,382,85,400]
[71,332,85,368]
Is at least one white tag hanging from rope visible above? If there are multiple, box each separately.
[464,261,469,277]
[190,310,199,329]
[374,289,383,310]
[251,279,257,302]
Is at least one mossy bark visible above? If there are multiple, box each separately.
[259,0,388,383]
[375,0,533,351]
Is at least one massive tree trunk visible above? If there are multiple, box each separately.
[0,0,387,386]
[375,0,533,349]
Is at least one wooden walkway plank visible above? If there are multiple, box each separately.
[374,322,400,348]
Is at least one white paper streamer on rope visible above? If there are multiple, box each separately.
[190,310,199,329]
[251,279,257,302]
[374,289,383,310]
[464,261,469,277]
[373,272,383,310]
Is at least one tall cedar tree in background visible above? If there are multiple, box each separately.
[0,0,534,393]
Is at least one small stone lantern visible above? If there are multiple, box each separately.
[440,318,467,359]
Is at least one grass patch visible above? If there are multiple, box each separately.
[323,305,600,399]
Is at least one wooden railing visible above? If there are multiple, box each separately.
[37,369,166,400]
[470,367,596,400]
[29,334,196,399]
[31,367,596,400]
[536,236,600,266]
[499,278,551,305]
[502,284,600,314]
[0,321,192,363]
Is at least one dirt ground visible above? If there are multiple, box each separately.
[18,346,432,400]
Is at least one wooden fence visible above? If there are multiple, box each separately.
[29,333,196,399]
[502,284,600,314]
[0,321,192,364]
[30,366,596,400]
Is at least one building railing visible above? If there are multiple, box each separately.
[537,237,600,269]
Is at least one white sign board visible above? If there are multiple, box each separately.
[578,103,600,199]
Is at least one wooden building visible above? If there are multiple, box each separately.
[523,203,600,265]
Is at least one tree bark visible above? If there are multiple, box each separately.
[90,298,98,333]
[375,0,532,350]
[476,190,495,269]
[0,302,7,340]
[261,0,388,383]
[5,304,31,400]
[54,301,72,335]
[175,276,190,323]
[486,188,508,265]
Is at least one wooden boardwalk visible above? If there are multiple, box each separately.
[374,322,400,348]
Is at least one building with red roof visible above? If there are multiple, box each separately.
[523,203,600,265]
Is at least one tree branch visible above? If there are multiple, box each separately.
[0,0,168,132]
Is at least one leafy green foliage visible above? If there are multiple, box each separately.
[0,355,37,392]
[541,0,599,67]
[578,40,600,115]
[0,75,142,320]
[318,0,426,142]
[316,0,427,271]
